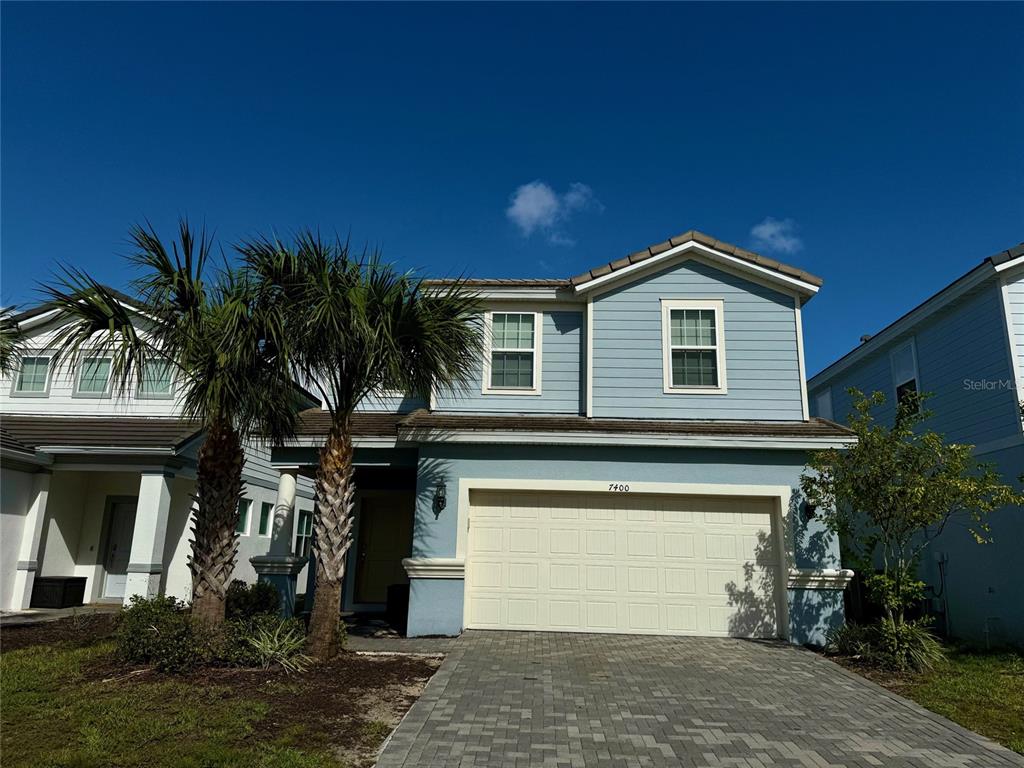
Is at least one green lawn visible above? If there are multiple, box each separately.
[1,641,334,768]
[1,629,438,768]
[897,649,1024,755]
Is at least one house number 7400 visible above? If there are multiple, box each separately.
[607,483,630,492]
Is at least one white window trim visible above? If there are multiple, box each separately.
[258,501,274,538]
[136,360,177,400]
[890,338,919,404]
[481,310,543,396]
[10,354,54,398]
[661,299,727,395]
[73,353,114,398]
[236,498,252,537]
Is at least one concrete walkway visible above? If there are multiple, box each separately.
[0,602,121,627]
[377,631,1024,768]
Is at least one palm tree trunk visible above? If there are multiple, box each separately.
[307,419,356,660]
[190,419,244,627]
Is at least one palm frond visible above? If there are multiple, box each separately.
[0,306,25,376]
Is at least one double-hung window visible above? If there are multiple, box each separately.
[235,499,252,536]
[138,359,174,398]
[75,354,112,396]
[258,501,273,537]
[294,509,313,558]
[483,311,541,394]
[13,356,51,395]
[891,339,919,409]
[661,299,727,394]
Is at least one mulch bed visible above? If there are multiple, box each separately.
[1,613,120,653]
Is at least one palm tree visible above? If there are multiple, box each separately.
[44,221,299,626]
[241,232,483,660]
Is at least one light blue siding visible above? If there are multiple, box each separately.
[591,258,804,420]
[406,443,842,639]
[810,281,1018,447]
[435,310,583,414]
[355,392,427,413]
[1007,271,1024,382]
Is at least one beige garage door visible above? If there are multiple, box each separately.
[466,490,782,637]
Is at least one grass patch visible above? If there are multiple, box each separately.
[898,648,1024,755]
[0,623,440,768]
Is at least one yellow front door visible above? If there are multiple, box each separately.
[354,493,414,604]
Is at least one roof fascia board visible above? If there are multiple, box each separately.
[809,261,996,387]
[575,242,819,298]
[994,254,1024,273]
[397,427,855,450]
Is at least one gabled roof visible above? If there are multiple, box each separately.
[809,240,1023,386]
[570,229,823,292]
[11,285,146,326]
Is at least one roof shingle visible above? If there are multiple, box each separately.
[0,415,202,451]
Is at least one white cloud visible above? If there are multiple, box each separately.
[750,217,803,255]
[506,180,601,246]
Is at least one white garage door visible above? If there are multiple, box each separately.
[466,490,782,638]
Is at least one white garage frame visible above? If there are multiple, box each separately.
[456,478,794,640]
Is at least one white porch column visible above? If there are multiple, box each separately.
[10,471,52,610]
[269,467,298,556]
[123,471,174,605]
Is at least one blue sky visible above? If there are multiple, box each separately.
[2,2,1021,374]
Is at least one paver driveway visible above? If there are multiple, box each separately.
[377,631,1023,768]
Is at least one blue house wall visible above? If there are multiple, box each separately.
[592,258,805,421]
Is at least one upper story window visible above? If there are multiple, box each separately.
[75,354,113,397]
[138,360,174,399]
[483,311,542,395]
[661,299,727,395]
[890,340,919,408]
[814,388,833,421]
[13,355,52,396]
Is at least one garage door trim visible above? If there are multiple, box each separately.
[457,479,793,639]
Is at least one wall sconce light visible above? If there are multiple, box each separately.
[433,482,447,518]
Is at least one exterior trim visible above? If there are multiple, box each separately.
[795,297,809,421]
[787,568,855,590]
[998,275,1024,429]
[585,293,594,417]
[457,477,794,640]
[126,563,163,574]
[16,560,38,571]
[574,241,820,298]
[993,254,1024,273]
[400,427,856,450]
[402,557,465,579]
[660,298,727,395]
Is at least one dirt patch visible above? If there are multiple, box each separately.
[1,612,119,653]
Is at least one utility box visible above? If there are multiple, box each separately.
[30,577,87,609]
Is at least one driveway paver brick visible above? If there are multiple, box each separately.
[376,631,1023,768]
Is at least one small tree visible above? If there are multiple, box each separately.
[801,389,1023,663]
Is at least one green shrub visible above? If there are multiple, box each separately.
[225,579,280,620]
[246,617,311,673]
[116,595,212,673]
[826,618,945,672]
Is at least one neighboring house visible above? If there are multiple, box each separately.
[808,242,1024,645]
[0,296,318,612]
[279,229,856,644]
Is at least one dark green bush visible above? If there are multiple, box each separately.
[826,618,945,672]
[116,595,212,673]
[225,579,280,620]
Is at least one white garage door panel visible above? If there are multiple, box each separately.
[466,490,781,638]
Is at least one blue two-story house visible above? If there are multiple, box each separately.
[275,229,856,645]
[808,242,1024,645]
